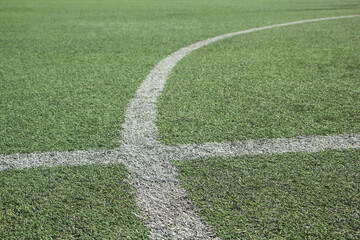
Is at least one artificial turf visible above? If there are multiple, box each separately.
[175,149,360,239]
[1,1,360,238]
[0,164,148,239]
[157,17,360,145]
[1,0,360,154]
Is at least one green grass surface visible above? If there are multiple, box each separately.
[175,149,360,239]
[158,17,360,145]
[0,164,148,239]
[1,1,360,239]
[1,0,360,154]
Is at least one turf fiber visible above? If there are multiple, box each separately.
[0,164,148,239]
[175,149,360,239]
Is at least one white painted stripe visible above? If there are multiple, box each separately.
[164,134,360,161]
[120,15,360,146]
[2,134,359,171]
[119,15,360,239]
[0,149,123,171]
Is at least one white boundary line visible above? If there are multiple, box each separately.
[120,15,360,147]
[1,15,360,239]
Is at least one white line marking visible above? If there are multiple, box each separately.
[0,149,123,171]
[120,14,360,239]
[1,15,359,239]
[165,134,360,161]
[121,15,360,146]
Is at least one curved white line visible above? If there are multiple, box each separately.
[120,15,360,147]
[119,15,360,239]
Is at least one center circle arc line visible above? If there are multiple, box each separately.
[121,14,360,147]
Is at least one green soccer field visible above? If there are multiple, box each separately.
[1,0,359,238]
[0,0,359,154]
[175,149,360,239]
[0,164,148,239]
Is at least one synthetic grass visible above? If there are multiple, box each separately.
[158,17,360,145]
[0,164,148,239]
[1,0,360,154]
[175,149,360,239]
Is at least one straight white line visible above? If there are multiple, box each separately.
[1,134,359,171]
[0,149,123,171]
[164,134,360,161]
